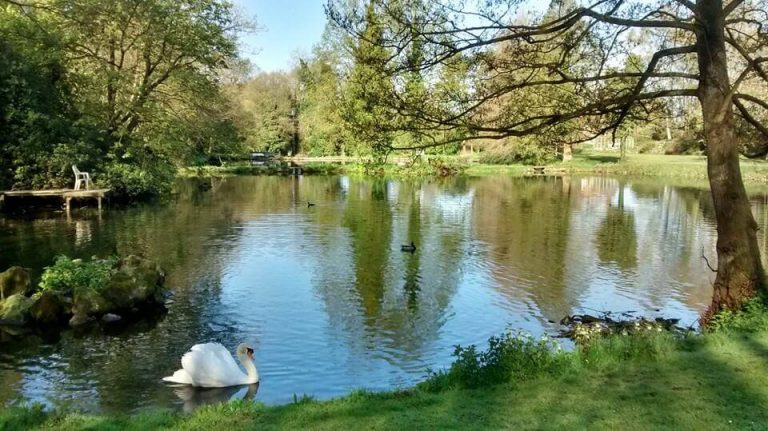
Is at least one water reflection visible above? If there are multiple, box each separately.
[171,383,259,413]
[1,175,767,413]
[596,183,638,270]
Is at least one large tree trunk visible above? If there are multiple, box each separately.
[697,0,764,318]
[562,143,573,161]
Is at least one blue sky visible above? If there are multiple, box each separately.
[234,0,328,72]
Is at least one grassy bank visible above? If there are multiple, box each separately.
[182,152,768,185]
[465,152,768,183]
[4,307,768,430]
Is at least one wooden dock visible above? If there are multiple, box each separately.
[0,188,109,212]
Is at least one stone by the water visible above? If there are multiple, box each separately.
[0,266,31,300]
[101,313,122,323]
[29,291,67,325]
[70,255,166,327]
[0,294,33,325]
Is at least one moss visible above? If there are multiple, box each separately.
[0,294,33,325]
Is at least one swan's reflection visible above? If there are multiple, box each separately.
[172,383,259,413]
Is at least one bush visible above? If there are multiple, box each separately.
[39,255,118,295]
[100,162,175,201]
[420,331,566,391]
[664,138,704,155]
[707,299,768,333]
[478,140,557,165]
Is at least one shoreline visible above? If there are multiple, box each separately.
[3,314,768,429]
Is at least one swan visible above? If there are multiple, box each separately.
[163,342,259,387]
[401,241,416,252]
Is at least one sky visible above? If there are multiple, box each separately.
[233,0,329,73]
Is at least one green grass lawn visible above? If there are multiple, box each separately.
[466,152,768,184]
[181,152,768,186]
[4,322,768,430]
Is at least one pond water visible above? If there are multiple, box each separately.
[2,175,768,414]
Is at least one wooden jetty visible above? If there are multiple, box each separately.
[0,188,109,212]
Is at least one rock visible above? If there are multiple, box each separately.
[29,291,66,325]
[69,255,166,326]
[0,294,33,325]
[101,313,122,323]
[71,288,110,326]
[100,255,166,310]
[0,266,31,300]
[69,313,93,327]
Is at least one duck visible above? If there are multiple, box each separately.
[307,201,315,207]
[401,241,417,252]
[163,342,259,387]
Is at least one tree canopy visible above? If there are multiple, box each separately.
[0,0,247,197]
[326,0,768,315]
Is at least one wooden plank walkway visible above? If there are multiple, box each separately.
[0,188,109,211]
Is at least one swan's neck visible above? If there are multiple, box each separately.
[238,355,259,383]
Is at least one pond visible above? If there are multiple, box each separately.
[2,174,768,414]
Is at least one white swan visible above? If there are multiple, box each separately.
[163,342,259,387]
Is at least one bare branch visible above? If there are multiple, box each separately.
[579,7,696,31]
[724,0,747,16]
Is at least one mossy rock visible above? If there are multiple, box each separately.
[29,291,68,325]
[71,288,110,326]
[69,255,166,326]
[0,266,31,300]
[0,294,33,325]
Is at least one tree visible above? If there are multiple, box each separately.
[44,0,241,146]
[0,4,92,189]
[1,0,248,198]
[232,71,297,154]
[297,52,348,156]
[328,0,768,316]
[341,1,398,160]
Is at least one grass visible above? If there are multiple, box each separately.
[466,151,768,183]
[4,307,768,430]
[181,152,768,187]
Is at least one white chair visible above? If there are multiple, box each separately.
[72,165,92,190]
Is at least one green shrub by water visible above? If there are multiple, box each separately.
[706,298,768,333]
[101,162,175,200]
[38,256,118,295]
[478,140,557,165]
[421,331,568,391]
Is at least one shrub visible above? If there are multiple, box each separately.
[39,255,118,295]
[478,140,557,165]
[707,298,768,333]
[420,331,567,391]
[100,162,175,201]
[664,138,704,155]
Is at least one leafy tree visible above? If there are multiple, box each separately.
[328,0,768,315]
[0,6,90,189]
[341,1,398,160]
[297,45,349,156]
[1,0,245,198]
[232,71,297,154]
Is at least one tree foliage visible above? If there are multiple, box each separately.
[0,0,245,197]
[327,0,768,314]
